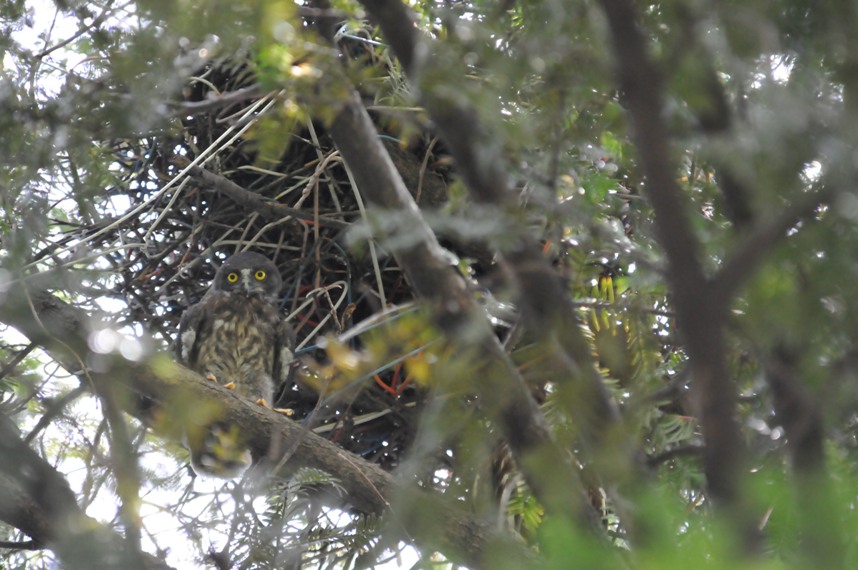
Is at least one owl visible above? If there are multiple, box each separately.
[175,251,294,477]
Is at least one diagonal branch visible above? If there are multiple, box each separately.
[353,0,629,484]
[0,281,533,569]
[174,157,350,230]
[328,88,601,529]
[712,184,835,305]
[172,84,263,114]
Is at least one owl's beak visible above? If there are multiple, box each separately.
[240,270,255,295]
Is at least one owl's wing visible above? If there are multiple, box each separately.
[175,299,208,366]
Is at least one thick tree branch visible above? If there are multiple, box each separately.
[328,88,600,529]
[672,18,754,227]
[764,349,824,475]
[354,0,630,489]
[0,282,532,569]
[597,0,758,546]
[666,16,841,561]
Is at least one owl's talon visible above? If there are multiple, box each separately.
[224,382,236,390]
[274,407,294,417]
[206,373,218,382]
[256,398,270,407]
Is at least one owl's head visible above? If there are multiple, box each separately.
[212,252,282,298]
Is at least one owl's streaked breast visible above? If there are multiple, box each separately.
[191,291,279,403]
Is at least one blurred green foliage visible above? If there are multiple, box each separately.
[2,0,858,568]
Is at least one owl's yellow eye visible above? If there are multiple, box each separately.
[226,272,239,283]
[254,270,267,281]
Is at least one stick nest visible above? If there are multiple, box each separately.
[91,51,457,472]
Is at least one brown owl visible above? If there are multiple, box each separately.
[176,251,294,477]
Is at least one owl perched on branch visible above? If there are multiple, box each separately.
[175,251,295,477]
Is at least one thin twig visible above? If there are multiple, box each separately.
[713,184,835,306]
[32,0,116,60]
[175,157,350,230]
[172,84,263,114]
